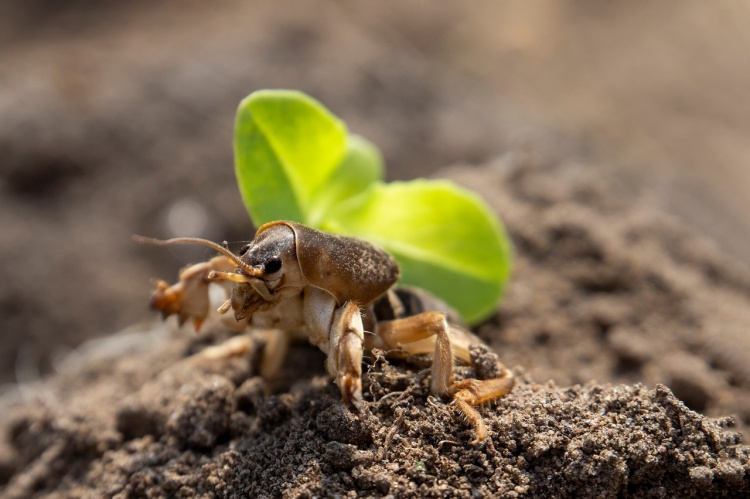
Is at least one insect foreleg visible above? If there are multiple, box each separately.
[329,301,365,410]
[302,289,365,409]
[150,255,236,330]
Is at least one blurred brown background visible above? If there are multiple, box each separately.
[1,1,748,387]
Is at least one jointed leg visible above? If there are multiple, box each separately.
[371,311,455,395]
[328,301,365,410]
[183,329,294,390]
[150,255,235,330]
[256,329,291,381]
[451,372,514,444]
[183,334,253,368]
[372,312,514,444]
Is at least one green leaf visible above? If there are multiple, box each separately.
[322,180,512,323]
[308,134,384,226]
[234,90,348,226]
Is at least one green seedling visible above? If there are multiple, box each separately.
[234,89,512,324]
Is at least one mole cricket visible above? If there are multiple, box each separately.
[135,220,514,443]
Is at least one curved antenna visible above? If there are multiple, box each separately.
[132,235,261,276]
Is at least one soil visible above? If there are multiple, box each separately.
[2,2,750,497]
[2,157,750,497]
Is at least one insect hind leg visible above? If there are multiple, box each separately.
[372,313,514,444]
[371,311,457,396]
[450,366,514,444]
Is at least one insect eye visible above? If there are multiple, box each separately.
[239,244,252,256]
[264,257,282,274]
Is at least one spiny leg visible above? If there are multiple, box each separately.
[328,301,365,410]
[372,312,514,444]
[451,369,514,444]
[370,311,456,395]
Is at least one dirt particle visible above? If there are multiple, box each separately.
[469,343,502,380]
[165,375,234,449]
[689,465,714,487]
[234,376,266,415]
[256,394,292,431]
[324,441,374,471]
[116,403,162,441]
[315,404,372,446]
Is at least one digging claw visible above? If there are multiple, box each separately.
[338,373,364,412]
